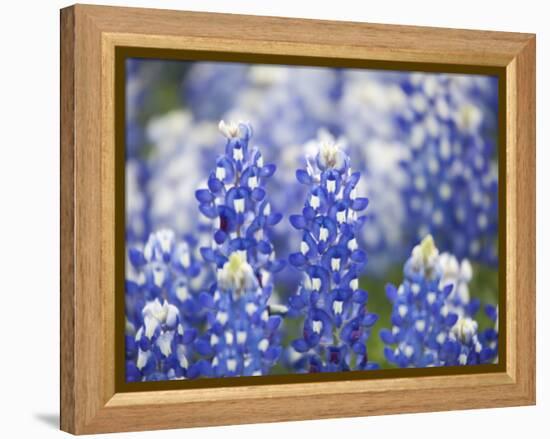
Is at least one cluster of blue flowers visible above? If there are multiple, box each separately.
[126,62,500,279]
[286,135,378,372]
[125,60,502,381]
[380,235,498,367]
[177,65,501,272]
[126,122,288,380]
[395,74,499,265]
[191,121,286,377]
[125,229,203,381]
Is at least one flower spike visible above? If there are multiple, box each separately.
[193,121,285,377]
[287,131,378,373]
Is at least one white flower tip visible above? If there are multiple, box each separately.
[218,251,255,293]
[226,359,237,372]
[319,138,344,169]
[258,339,269,352]
[332,300,343,315]
[218,120,241,139]
[452,317,478,343]
[312,320,323,334]
[412,234,439,270]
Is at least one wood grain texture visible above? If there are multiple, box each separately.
[60,4,536,434]
[512,37,536,398]
[79,3,531,66]
[60,6,75,434]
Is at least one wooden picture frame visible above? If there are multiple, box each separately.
[60,4,536,434]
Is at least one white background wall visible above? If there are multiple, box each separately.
[0,0,546,437]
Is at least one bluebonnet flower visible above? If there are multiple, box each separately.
[126,230,205,312]
[191,121,286,378]
[126,298,197,382]
[337,71,500,270]
[287,134,378,372]
[178,63,500,273]
[394,73,499,265]
[479,304,499,362]
[184,64,344,267]
[125,61,500,378]
[380,235,497,367]
[336,72,412,273]
[437,251,480,317]
[214,67,345,295]
[125,229,208,380]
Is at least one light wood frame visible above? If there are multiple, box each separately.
[60,4,536,434]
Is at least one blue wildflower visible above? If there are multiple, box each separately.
[184,64,344,290]
[337,71,499,271]
[192,121,285,378]
[126,229,205,318]
[479,304,499,362]
[125,228,207,380]
[396,74,499,265]
[287,134,378,373]
[380,235,497,367]
[127,298,197,382]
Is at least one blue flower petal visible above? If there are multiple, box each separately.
[251,187,266,202]
[199,247,217,263]
[350,249,367,264]
[385,283,398,302]
[296,169,312,184]
[263,346,281,362]
[291,339,310,353]
[260,164,276,177]
[289,294,306,310]
[214,229,227,245]
[257,240,272,254]
[198,291,215,308]
[352,289,368,303]
[289,214,307,230]
[207,176,223,193]
[199,204,218,219]
[128,247,146,268]
[445,313,458,326]
[289,252,307,268]
[266,212,283,226]
[181,328,197,344]
[352,342,366,355]
[379,329,395,344]
[485,304,498,321]
[362,313,378,327]
[195,189,214,203]
[302,206,316,220]
[351,197,369,211]
[267,316,282,332]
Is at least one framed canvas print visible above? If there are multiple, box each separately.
[60,4,536,434]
